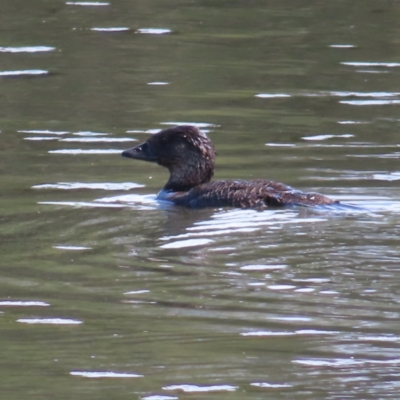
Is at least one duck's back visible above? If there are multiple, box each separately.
[163,179,337,209]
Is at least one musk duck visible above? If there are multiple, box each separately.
[122,125,338,208]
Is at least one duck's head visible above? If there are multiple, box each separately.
[122,125,216,192]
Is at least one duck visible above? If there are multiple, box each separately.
[121,125,338,208]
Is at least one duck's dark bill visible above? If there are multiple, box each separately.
[121,144,157,162]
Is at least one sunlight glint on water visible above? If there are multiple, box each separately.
[1,1,400,399]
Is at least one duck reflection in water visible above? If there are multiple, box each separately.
[122,125,338,209]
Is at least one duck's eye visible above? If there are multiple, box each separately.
[139,143,148,152]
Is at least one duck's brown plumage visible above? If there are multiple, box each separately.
[122,125,337,209]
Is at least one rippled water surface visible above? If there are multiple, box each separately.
[2,1,400,399]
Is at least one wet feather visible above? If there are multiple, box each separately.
[122,126,337,209]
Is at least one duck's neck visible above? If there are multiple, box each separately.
[163,160,214,192]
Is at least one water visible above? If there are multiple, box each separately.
[1,1,400,399]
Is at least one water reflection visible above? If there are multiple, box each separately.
[59,137,135,142]
[17,318,83,324]
[136,29,172,35]
[66,1,109,5]
[340,99,400,105]
[25,136,59,141]
[162,384,237,393]
[338,121,368,124]
[2,0,400,398]
[329,45,355,48]
[91,27,130,32]
[70,371,142,378]
[148,82,169,86]
[0,46,55,53]
[341,62,400,67]
[18,130,69,135]
[160,122,218,128]
[256,91,400,102]
[48,149,122,154]
[53,245,92,250]
[0,301,50,306]
[33,182,144,190]
[0,69,48,76]
[302,134,354,140]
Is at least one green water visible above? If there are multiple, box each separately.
[1,1,400,399]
